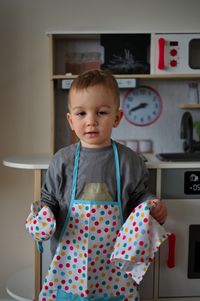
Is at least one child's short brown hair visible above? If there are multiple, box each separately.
[68,69,120,107]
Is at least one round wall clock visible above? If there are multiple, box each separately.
[122,86,162,127]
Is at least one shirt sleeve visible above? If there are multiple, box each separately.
[131,155,155,205]
[41,156,61,217]
[121,146,156,218]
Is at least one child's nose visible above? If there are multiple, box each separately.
[87,114,98,126]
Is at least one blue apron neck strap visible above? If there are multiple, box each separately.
[71,142,81,201]
[112,142,123,223]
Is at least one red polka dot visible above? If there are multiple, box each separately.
[143,217,148,223]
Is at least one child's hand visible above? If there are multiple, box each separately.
[149,199,167,224]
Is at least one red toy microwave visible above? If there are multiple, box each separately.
[151,33,200,74]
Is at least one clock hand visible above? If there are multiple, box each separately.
[129,102,148,113]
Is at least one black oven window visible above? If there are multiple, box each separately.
[195,242,200,273]
[189,39,200,69]
[188,225,200,278]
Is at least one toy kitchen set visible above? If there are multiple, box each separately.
[3,32,200,301]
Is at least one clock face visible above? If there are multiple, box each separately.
[122,86,162,126]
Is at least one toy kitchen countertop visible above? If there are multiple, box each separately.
[3,153,200,170]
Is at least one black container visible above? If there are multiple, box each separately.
[100,34,150,74]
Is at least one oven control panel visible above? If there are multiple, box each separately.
[184,171,200,195]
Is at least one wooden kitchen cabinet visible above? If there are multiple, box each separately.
[48,33,200,154]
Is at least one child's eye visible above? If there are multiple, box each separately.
[98,111,108,116]
[76,112,86,116]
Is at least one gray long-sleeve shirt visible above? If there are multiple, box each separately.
[41,141,154,255]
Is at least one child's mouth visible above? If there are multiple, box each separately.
[85,131,99,137]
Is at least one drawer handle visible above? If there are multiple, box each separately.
[167,233,176,268]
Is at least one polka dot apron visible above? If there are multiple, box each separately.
[39,142,139,301]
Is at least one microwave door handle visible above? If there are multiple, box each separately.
[158,37,165,70]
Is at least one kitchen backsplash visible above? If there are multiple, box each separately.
[112,79,200,154]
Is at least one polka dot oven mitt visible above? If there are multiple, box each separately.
[25,201,56,241]
[110,200,169,285]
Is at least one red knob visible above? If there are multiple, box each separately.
[170,60,177,67]
[170,49,177,56]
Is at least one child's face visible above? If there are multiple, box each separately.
[67,85,123,148]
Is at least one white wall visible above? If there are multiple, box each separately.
[1,0,200,298]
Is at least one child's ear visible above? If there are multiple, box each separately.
[66,113,74,130]
[113,110,123,128]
